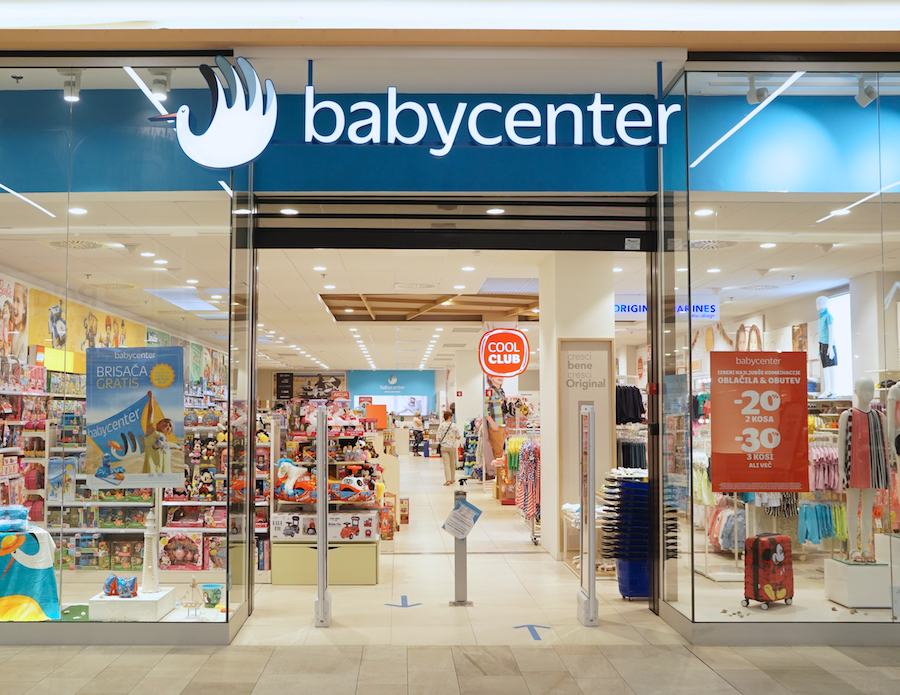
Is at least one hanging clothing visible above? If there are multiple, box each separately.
[615,385,645,425]
[845,408,890,490]
[515,439,541,520]
[764,493,799,517]
[616,438,647,469]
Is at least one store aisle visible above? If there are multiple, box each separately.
[231,453,674,647]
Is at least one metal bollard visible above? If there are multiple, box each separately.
[449,485,473,607]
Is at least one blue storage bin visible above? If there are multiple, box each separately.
[616,558,650,599]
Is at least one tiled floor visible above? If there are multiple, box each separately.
[4,644,900,695]
[232,453,675,646]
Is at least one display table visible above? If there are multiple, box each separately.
[824,558,891,608]
[0,526,60,621]
[271,541,379,585]
[874,534,900,613]
[88,586,177,622]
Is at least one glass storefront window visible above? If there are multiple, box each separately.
[0,61,244,625]
[682,68,900,623]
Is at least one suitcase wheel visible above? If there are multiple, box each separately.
[784,598,792,606]
[740,599,749,607]
[760,602,769,611]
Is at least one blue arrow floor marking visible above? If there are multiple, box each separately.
[514,624,551,640]
[385,595,422,608]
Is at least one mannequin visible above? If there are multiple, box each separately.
[887,383,900,463]
[838,378,890,561]
[817,296,838,397]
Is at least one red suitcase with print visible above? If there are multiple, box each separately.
[742,533,793,610]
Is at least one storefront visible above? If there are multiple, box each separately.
[1,46,900,645]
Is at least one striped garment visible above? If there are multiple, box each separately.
[844,408,890,491]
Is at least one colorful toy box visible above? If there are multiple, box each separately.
[159,533,203,571]
[271,512,317,540]
[99,508,126,529]
[204,536,226,571]
[326,512,380,542]
[125,509,147,529]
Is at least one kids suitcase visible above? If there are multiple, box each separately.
[742,533,793,610]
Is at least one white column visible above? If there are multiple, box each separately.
[540,251,615,559]
[455,349,483,427]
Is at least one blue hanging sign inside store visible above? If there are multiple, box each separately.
[615,294,719,321]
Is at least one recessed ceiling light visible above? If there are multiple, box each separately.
[345,308,354,313]
[324,285,336,289]
[760,243,777,248]
[278,336,284,340]
[289,345,296,348]
[522,328,528,332]
[68,207,87,215]
[674,287,680,291]
[106,242,124,249]
[313,266,327,271]
[429,340,436,344]
[676,267,688,272]
[432,334,439,338]
[233,209,251,215]
[151,268,168,271]
[186,279,199,284]
[613,268,623,272]
[454,285,465,290]
[695,209,714,216]
[140,252,156,257]
[349,328,357,332]
[153,259,168,265]
[530,351,535,355]
[441,301,451,306]
[269,330,276,334]
[436,328,444,331]
[300,350,306,354]
[211,294,222,299]
[257,323,264,327]
[486,208,505,215]
[707,268,721,273]
[664,330,671,334]
[462,266,475,271]
[831,209,851,216]
[280,208,299,215]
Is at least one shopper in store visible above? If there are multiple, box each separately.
[411,411,424,456]
[436,410,462,485]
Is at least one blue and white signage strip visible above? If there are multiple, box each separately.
[614,294,718,321]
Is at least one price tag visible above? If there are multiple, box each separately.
[710,351,808,493]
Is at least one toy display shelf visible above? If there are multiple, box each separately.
[0,390,85,399]
[161,526,226,534]
[54,569,226,584]
[185,425,220,432]
[49,446,87,453]
[46,500,153,508]
[0,447,24,455]
[162,500,227,506]
[46,527,146,535]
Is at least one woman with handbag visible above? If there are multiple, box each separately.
[436,410,463,486]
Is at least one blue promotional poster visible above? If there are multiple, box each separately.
[85,347,184,489]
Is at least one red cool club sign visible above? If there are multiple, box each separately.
[479,329,530,378]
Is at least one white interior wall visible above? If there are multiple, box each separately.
[540,251,615,560]
[454,349,483,427]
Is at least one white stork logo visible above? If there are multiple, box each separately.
[153,56,277,169]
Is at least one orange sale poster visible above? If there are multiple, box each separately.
[710,351,809,492]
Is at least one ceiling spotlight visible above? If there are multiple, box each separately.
[432,334,440,338]
[68,207,88,215]
[313,266,327,271]
[855,77,878,108]
[344,308,354,313]
[746,75,769,105]
[58,68,83,103]
[707,268,722,273]
[436,328,444,331]
[257,323,264,327]
[149,69,172,101]
[233,209,251,215]
[210,294,222,299]
[613,268,623,273]
[153,259,168,265]
[441,301,451,306]
[280,208,299,215]
[453,285,466,290]
[324,285,335,289]
[760,243,776,249]
[486,208,505,215]
[461,266,475,271]
[676,267,687,272]
[349,328,358,332]
[694,209,714,217]
[186,279,199,284]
